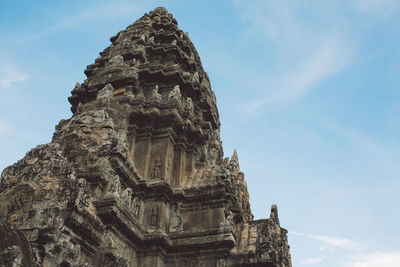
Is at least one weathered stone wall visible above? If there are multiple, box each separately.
[0,7,291,267]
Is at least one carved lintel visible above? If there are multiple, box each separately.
[110,154,140,187]
[93,197,145,242]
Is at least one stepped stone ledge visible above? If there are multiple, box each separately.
[0,7,291,267]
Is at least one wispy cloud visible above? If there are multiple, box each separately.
[234,0,297,41]
[323,122,400,176]
[309,234,360,251]
[324,123,379,153]
[356,0,400,16]
[249,38,351,110]
[292,232,361,251]
[0,120,12,138]
[0,62,27,89]
[52,1,142,29]
[347,251,400,267]
[18,1,143,42]
[300,256,326,265]
[234,0,352,112]
[292,232,400,266]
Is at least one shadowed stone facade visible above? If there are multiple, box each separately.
[0,7,292,267]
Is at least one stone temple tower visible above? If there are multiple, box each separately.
[0,7,291,267]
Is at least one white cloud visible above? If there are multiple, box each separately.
[234,1,352,111]
[324,123,378,152]
[19,1,143,42]
[323,122,400,175]
[300,256,326,265]
[249,38,351,110]
[356,0,400,16]
[52,1,142,30]
[292,232,360,251]
[234,0,296,40]
[347,251,400,267]
[292,232,400,267]
[309,234,360,251]
[0,63,27,89]
[323,123,399,162]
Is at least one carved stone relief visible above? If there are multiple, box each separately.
[217,258,227,267]
[185,97,194,113]
[121,188,133,207]
[151,84,162,101]
[150,159,162,180]
[75,178,90,211]
[168,85,182,102]
[132,197,140,218]
[9,183,36,212]
[106,172,121,196]
[149,206,159,228]
[169,204,183,232]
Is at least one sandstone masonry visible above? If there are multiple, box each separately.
[0,7,292,267]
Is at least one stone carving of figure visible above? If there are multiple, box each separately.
[7,213,20,226]
[270,204,280,225]
[168,85,182,102]
[221,209,234,226]
[258,242,274,261]
[40,182,54,200]
[64,242,81,264]
[217,259,227,267]
[185,97,194,113]
[153,15,161,23]
[149,206,159,228]
[107,173,121,196]
[57,179,75,204]
[12,192,24,211]
[228,149,240,171]
[151,84,162,101]
[170,205,183,232]
[200,76,209,89]
[93,236,129,267]
[77,102,83,113]
[121,188,133,207]
[192,72,200,84]
[109,55,124,64]
[72,82,81,93]
[75,178,90,210]
[150,159,162,179]
[132,197,140,217]
[101,253,128,267]
[166,158,171,173]
[149,36,155,44]
[97,83,114,99]
[11,185,35,211]
[0,245,23,266]
[135,88,145,101]
[40,208,56,227]
[166,156,173,179]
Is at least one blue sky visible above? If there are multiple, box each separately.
[1,1,400,266]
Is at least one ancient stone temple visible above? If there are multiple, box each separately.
[0,7,291,267]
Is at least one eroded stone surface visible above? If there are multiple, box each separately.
[0,7,291,267]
